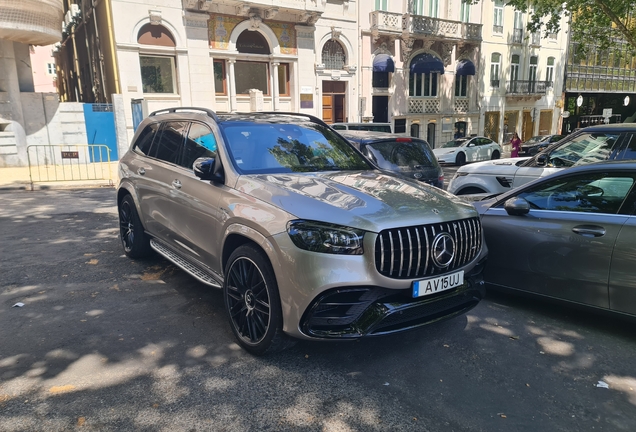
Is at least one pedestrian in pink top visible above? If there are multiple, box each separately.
[510,132,522,158]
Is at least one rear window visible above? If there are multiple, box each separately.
[365,140,438,171]
[133,123,160,156]
[219,122,371,174]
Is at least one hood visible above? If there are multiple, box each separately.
[433,147,459,155]
[235,171,477,233]
[457,157,531,175]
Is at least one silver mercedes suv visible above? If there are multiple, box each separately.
[117,108,487,354]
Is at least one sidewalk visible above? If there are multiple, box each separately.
[0,162,118,191]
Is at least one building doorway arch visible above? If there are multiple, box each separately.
[427,122,436,148]
[410,123,420,138]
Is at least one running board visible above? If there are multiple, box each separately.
[150,239,222,288]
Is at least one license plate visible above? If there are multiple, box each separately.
[412,271,464,298]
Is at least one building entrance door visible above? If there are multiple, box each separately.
[538,110,553,135]
[522,110,534,141]
[484,111,500,143]
[322,81,346,123]
[372,96,389,123]
[427,122,436,147]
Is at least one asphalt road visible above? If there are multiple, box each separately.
[1,188,635,432]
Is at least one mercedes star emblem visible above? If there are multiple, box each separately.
[432,232,455,268]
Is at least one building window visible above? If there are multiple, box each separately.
[213,59,226,95]
[460,1,470,23]
[235,61,269,95]
[394,118,407,134]
[140,56,176,94]
[546,57,555,86]
[278,63,290,96]
[529,56,538,81]
[375,0,388,10]
[493,0,504,33]
[490,52,501,87]
[322,40,346,70]
[46,63,56,75]
[409,72,438,97]
[429,0,439,18]
[372,71,390,88]
[455,75,468,97]
[511,54,520,81]
[236,31,270,55]
[412,0,424,15]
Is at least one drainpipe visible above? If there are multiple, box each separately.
[103,0,121,95]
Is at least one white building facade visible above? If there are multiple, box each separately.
[479,0,569,145]
[359,0,483,148]
[111,0,359,142]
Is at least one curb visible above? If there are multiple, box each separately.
[0,181,115,192]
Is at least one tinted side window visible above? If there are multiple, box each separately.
[514,172,636,215]
[181,123,217,169]
[332,125,346,130]
[150,121,188,164]
[616,133,636,161]
[133,123,160,156]
[547,132,620,167]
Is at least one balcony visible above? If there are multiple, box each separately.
[493,24,503,34]
[408,97,440,114]
[530,32,541,46]
[505,80,551,96]
[370,11,482,42]
[512,29,523,44]
[370,10,402,35]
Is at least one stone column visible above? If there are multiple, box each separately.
[227,59,236,112]
[272,62,280,111]
[0,40,28,166]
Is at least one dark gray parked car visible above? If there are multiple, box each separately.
[518,134,564,157]
[117,108,488,354]
[339,130,444,188]
[473,161,636,316]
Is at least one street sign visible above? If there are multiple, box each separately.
[603,108,612,118]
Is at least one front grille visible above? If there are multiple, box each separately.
[374,217,482,279]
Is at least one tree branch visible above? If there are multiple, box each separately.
[593,0,636,49]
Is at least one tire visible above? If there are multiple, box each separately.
[455,152,466,166]
[223,245,292,355]
[491,150,500,160]
[456,187,486,196]
[119,194,151,259]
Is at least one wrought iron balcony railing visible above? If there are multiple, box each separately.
[370,11,482,41]
[505,80,552,95]
[512,29,523,44]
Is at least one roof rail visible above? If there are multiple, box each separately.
[258,111,329,128]
[149,107,219,122]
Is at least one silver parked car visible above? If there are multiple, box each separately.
[473,161,636,316]
[117,108,487,354]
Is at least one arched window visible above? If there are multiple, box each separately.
[490,52,501,87]
[236,30,270,54]
[408,53,443,97]
[137,24,177,94]
[137,24,175,47]
[322,40,346,70]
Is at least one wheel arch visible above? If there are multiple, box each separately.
[116,183,148,231]
[222,224,280,276]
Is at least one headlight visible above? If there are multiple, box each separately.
[452,171,469,180]
[287,220,364,255]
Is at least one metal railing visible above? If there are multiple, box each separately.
[505,80,551,95]
[512,29,523,44]
[370,11,482,41]
[27,144,114,190]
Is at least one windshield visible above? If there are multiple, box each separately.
[220,122,371,174]
[523,136,548,145]
[443,139,468,148]
[365,141,438,171]
[547,132,619,168]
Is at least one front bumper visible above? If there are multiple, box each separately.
[436,153,457,164]
[299,257,486,338]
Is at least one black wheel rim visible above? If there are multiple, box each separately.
[119,201,135,252]
[226,257,271,345]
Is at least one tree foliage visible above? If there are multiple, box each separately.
[503,0,636,54]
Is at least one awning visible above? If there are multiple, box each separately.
[456,59,476,76]
[373,54,395,73]
[409,53,445,74]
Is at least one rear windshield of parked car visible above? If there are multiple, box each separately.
[366,140,437,170]
[219,122,371,174]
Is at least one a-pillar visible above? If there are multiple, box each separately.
[227,59,236,112]
[0,39,28,166]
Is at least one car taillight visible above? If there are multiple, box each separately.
[395,137,412,142]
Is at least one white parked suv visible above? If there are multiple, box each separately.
[448,125,636,195]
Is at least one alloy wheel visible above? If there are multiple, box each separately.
[225,257,271,344]
[119,200,135,252]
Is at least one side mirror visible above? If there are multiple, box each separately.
[193,157,223,182]
[536,153,547,166]
[504,197,530,216]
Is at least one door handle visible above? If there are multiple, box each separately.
[572,225,606,237]
[172,179,182,189]
[137,167,146,175]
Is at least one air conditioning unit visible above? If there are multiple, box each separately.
[70,4,80,17]
[64,11,72,27]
